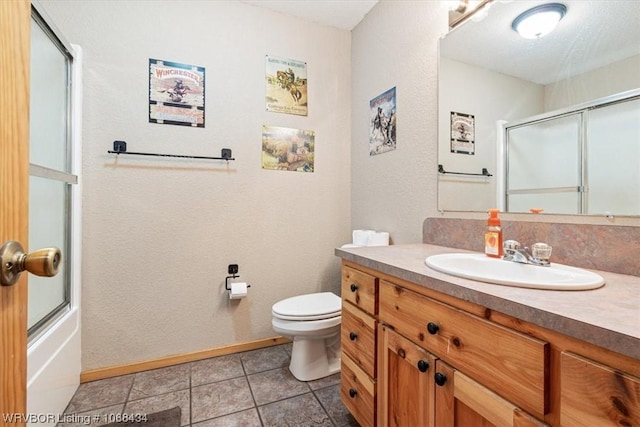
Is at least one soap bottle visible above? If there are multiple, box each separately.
[485,209,503,258]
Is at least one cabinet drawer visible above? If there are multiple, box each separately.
[342,301,377,378]
[342,265,378,316]
[560,352,640,426]
[341,354,375,427]
[379,281,548,420]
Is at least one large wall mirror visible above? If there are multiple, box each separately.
[438,0,640,216]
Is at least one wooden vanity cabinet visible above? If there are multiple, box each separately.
[340,265,379,427]
[378,280,548,420]
[339,261,640,427]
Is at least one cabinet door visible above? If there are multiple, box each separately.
[561,352,640,426]
[434,360,549,427]
[378,325,436,427]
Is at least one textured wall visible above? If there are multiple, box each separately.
[40,0,352,370]
[350,1,447,244]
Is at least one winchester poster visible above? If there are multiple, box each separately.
[262,125,315,172]
[265,55,308,116]
[149,58,205,127]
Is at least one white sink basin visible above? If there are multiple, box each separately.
[425,253,605,290]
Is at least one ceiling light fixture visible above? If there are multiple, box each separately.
[512,3,567,39]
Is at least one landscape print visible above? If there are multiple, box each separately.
[265,55,308,116]
[262,125,315,172]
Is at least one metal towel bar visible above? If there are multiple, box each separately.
[108,140,235,161]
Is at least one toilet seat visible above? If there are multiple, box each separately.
[272,292,341,321]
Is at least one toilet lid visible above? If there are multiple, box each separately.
[272,292,341,321]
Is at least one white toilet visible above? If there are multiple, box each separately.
[272,292,342,381]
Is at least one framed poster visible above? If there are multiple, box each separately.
[261,125,314,172]
[450,111,475,154]
[369,87,397,156]
[149,58,205,127]
[265,55,308,116]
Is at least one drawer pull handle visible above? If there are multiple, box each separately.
[349,332,358,341]
[427,322,440,335]
[350,283,358,292]
[434,372,447,386]
[349,388,358,398]
[417,360,429,372]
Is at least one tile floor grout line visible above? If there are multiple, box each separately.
[122,373,136,414]
[239,354,266,426]
[311,388,339,427]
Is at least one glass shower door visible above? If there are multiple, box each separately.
[29,9,77,336]
[505,113,583,214]
[587,98,640,216]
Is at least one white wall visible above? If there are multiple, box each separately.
[438,58,544,211]
[40,0,351,371]
[351,1,446,244]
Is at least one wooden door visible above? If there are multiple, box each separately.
[0,0,30,425]
[434,360,549,427]
[378,325,436,427]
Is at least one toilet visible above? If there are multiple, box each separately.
[272,292,342,381]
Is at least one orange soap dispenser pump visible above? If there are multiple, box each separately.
[485,209,503,258]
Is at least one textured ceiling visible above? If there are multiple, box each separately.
[441,0,640,85]
[241,0,379,30]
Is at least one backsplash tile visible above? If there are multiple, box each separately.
[423,218,640,276]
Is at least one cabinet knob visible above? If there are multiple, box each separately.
[417,360,429,372]
[434,372,447,386]
[349,388,357,398]
[349,332,358,341]
[350,283,358,292]
[427,322,440,335]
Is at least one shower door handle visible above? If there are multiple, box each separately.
[0,241,61,286]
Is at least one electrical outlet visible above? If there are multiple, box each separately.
[228,264,239,275]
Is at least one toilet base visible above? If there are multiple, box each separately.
[288,336,341,381]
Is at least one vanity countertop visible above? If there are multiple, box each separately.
[335,244,640,360]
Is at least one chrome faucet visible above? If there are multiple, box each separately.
[503,240,552,266]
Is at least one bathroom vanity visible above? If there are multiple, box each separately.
[337,244,640,427]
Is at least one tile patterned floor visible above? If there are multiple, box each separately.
[58,343,359,427]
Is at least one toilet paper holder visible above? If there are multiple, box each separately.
[225,274,251,291]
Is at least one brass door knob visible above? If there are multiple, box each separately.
[1,241,61,286]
